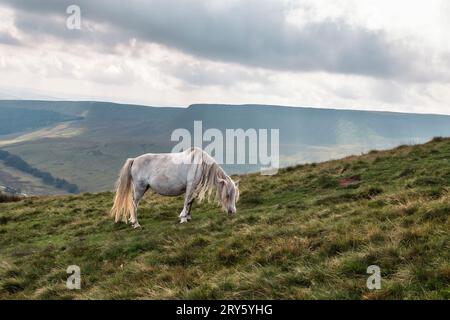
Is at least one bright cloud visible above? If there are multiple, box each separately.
[0,0,449,114]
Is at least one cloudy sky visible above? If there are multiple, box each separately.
[0,0,449,114]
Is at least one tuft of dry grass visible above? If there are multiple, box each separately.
[0,192,23,203]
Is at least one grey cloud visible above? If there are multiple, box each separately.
[0,0,442,81]
[11,10,129,50]
[0,31,21,46]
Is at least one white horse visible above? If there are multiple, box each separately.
[110,147,239,228]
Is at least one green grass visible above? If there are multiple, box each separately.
[0,138,449,299]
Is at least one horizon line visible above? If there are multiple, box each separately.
[0,98,449,117]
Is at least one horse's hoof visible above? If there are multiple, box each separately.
[186,215,192,221]
[132,223,141,229]
[180,217,188,224]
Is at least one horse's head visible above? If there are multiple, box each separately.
[218,177,240,215]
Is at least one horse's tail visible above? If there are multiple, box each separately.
[110,158,135,223]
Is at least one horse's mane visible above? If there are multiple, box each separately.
[194,148,228,205]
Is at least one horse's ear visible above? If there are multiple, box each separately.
[235,180,240,188]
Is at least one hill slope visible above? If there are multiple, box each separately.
[0,138,449,299]
[2,100,450,193]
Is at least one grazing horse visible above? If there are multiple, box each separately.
[110,147,239,228]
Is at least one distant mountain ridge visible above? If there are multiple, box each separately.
[0,105,82,136]
[1,100,450,193]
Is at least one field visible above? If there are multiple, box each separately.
[0,162,63,196]
[0,138,449,299]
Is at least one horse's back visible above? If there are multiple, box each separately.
[131,152,192,196]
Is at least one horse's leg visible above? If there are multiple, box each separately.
[131,182,147,229]
[179,185,195,224]
[180,162,202,223]
[186,200,194,221]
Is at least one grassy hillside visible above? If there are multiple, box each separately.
[0,138,449,299]
[0,162,64,196]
